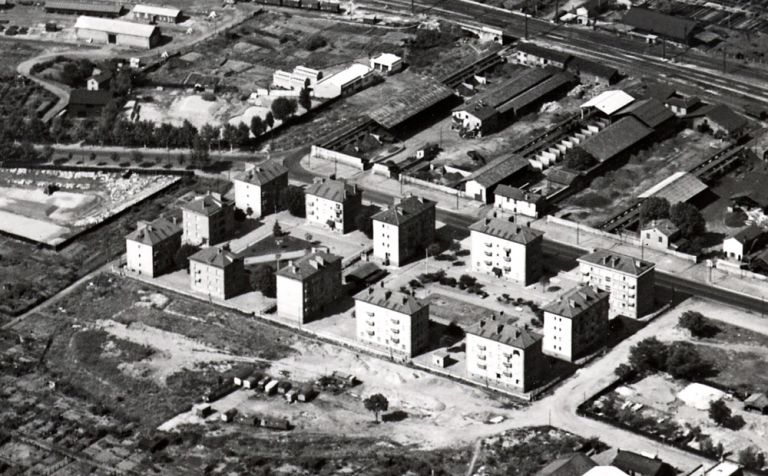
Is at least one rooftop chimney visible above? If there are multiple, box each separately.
[385,290,392,300]
[497,324,504,335]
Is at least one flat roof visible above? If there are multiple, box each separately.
[371,52,402,66]
[369,75,454,129]
[581,90,636,115]
[638,171,707,203]
[74,15,158,38]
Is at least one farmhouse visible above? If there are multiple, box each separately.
[86,71,112,91]
[233,161,288,218]
[276,250,342,323]
[372,195,436,267]
[578,249,655,319]
[45,1,122,17]
[74,16,160,49]
[370,53,403,75]
[542,284,609,363]
[67,89,111,117]
[469,217,544,285]
[125,217,181,278]
[189,247,246,300]
[465,313,545,392]
[304,178,362,234]
[131,4,182,23]
[354,285,430,358]
[494,185,547,218]
[723,224,765,262]
[313,63,375,99]
[181,192,235,247]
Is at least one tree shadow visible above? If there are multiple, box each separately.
[382,410,408,422]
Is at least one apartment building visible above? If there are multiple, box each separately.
[372,195,436,267]
[542,284,609,362]
[181,192,234,246]
[276,250,342,323]
[304,178,362,234]
[578,249,655,319]
[469,217,544,285]
[354,285,429,359]
[465,312,545,392]
[233,161,289,218]
[188,247,245,300]
[125,217,181,277]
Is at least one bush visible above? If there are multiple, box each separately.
[724,210,747,228]
[640,197,670,222]
[303,34,327,51]
[563,146,597,171]
[665,342,711,380]
[739,446,766,471]
[628,337,668,373]
[572,191,611,208]
[201,93,216,102]
[678,311,708,338]
[249,265,276,298]
[708,398,731,426]
[439,276,457,287]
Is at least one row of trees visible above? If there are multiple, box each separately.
[617,337,713,381]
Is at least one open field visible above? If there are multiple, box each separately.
[0,169,179,245]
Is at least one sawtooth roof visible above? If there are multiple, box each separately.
[469,217,543,245]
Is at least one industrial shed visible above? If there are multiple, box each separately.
[638,171,708,204]
[74,16,160,49]
[132,4,182,23]
[368,75,455,132]
[580,116,653,162]
[45,0,122,17]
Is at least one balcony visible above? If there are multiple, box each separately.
[503,256,511,262]
[477,354,486,361]
[502,371,514,378]
[391,338,400,344]
[478,363,487,370]
[367,330,375,336]
[391,319,400,325]
[484,251,493,257]
[391,329,400,335]
[366,320,375,327]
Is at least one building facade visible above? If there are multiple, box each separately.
[276,250,342,323]
[125,217,181,277]
[233,161,289,218]
[313,64,375,99]
[640,219,679,250]
[466,314,545,392]
[189,247,245,300]
[578,249,655,319]
[723,224,764,262]
[372,195,436,267]
[370,53,403,75]
[304,178,362,233]
[131,4,181,23]
[469,217,544,285]
[354,286,429,359]
[181,192,235,247]
[74,16,160,49]
[494,185,546,218]
[542,285,609,362]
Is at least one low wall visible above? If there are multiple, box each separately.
[401,174,468,198]
[716,259,767,281]
[309,145,366,170]
[253,88,301,98]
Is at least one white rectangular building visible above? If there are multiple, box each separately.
[578,249,655,319]
[74,16,160,49]
[304,178,361,233]
[370,53,403,75]
[355,286,429,359]
[372,195,436,267]
[542,284,609,363]
[494,185,546,218]
[233,161,288,218]
[131,4,181,23]
[189,247,245,300]
[469,217,543,285]
[272,66,323,90]
[276,250,342,324]
[313,63,375,99]
[181,192,235,247]
[125,217,181,277]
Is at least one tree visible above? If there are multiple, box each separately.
[670,202,705,239]
[273,220,283,237]
[191,136,209,168]
[249,265,276,298]
[363,393,389,423]
[265,112,275,130]
[628,337,668,373]
[739,446,766,471]
[281,186,305,217]
[640,197,670,222]
[200,123,220,149]
[111,68,132,97]
[250,116,265,138]
[174,244,199,270]
[299,87,312,111]
[678,311,707,338]
[221,123,238,151]
[708,398,732,426]
[426,243,441,257]
[563,146,597,171]
[271,97,298,121]
[665,342,710,380]
[235,122,251,149]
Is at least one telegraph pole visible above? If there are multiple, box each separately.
[524,1,529,40]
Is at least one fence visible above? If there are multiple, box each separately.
[400,174,467,198]
[309,145,366,170]
[3,162,195,177]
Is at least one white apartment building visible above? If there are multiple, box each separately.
[188,247,245,300]
[469,217,543,285]
[125,217,181,277]
[494,185,547,218]
[233,161,288,218]
[542,284,609,363]
[181,192,234,247]
[304,178,361,234]
[372,195,436,267]
[276,250,342,324]
[466,313,544,392]
[578,249,655,319]
[355,285,429,359]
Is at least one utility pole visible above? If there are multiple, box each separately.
[524,1,529,40]
[411,0,414,14]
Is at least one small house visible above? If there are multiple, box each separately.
[640,219,680,251]
[256,376,271,391]
[370,53,403,75]
[233,368,254,387]
[264,379,279,395]
[298,383,317,402]
[221,408,238,422]
[723,225,765,262]
[432,352,451,368]
[243,372,264,389]
[285,389,298,403]
[257,416,291,430]
[86,71,112,91]
[195,404,213,418]
[277,381,292,395]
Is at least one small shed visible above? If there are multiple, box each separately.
[221,408,238,422]
[256,376,271,391]
[243,372,264,389]
[433,352,451,368]
[744,393,768,414]
[298,383,317,402]
[264,379,279,395]
[195,404,213,418]
[233,367,254,387]
[285,389,298,403]
[256,416,291,430]
[277,381,292,395]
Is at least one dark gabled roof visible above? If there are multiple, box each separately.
[565,56,620,81]
[641,219,679,237]
[578,248,655,276]
[580,116,653,162]
[729,224,763,245]
[275,250,341,281]
[469,217,543,245]
[235,161,288,186]
[68,89,112,106]
[517,42,573,64]
[536,453,597,476]
[455,68,554,113]
[305,179,359,203]
[354,286,427,315]
[690,104,748,133]
[665,94,701,109]
[542,285,608,319]
[45,0,122,14]
[545,167,581,186]
[494,184,546,204]
[368,75,454,129]
[612,450,672,476]
[181,193,231,216]
[466,104,499,121]
[89,71,112,84]
[125,217,180,246]
[372,196,435,226]
[497,72,576,115]
[622,8,699,42]
[615,98,675,129]
[466,154,529,188]
[189,247,240,268]
[467,317,542,349]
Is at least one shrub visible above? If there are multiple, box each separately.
[678,311,708,338]
[572,191,611,208]
[708,398,731,426]
[739,446,766,471]
[303,34,327,51]
[201,93,216,102]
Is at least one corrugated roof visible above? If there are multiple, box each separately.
[536,453,597,476]
[305,178,358,203]
[580,116,653,162]
[578,249,655,276]
[125,217,180,245]
[189,247,240,268]
[623,8,699,42]
[235,161,288,186]
[74,15,158,38]
[456,67,554,113]
[466,154,529,188]
[467,317,542,349]
[181,193,231,216]
[369,75,454,129]
[132,4,181,17]
[638,171,707,203]
[497,72,575,115]
[354,286,427,315]
[615,97,675,129]
[580,90,636,115]
[494,184,545,204]
[542,285,608,318]
[46,1,122,14]
[469,217,543,245]
[372,195,435,226]
[565,56,620,81]
[275,250,341,281]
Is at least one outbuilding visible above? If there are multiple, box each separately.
[74,16,161,49]
[370,53,403,75]
[132,4,182,23]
